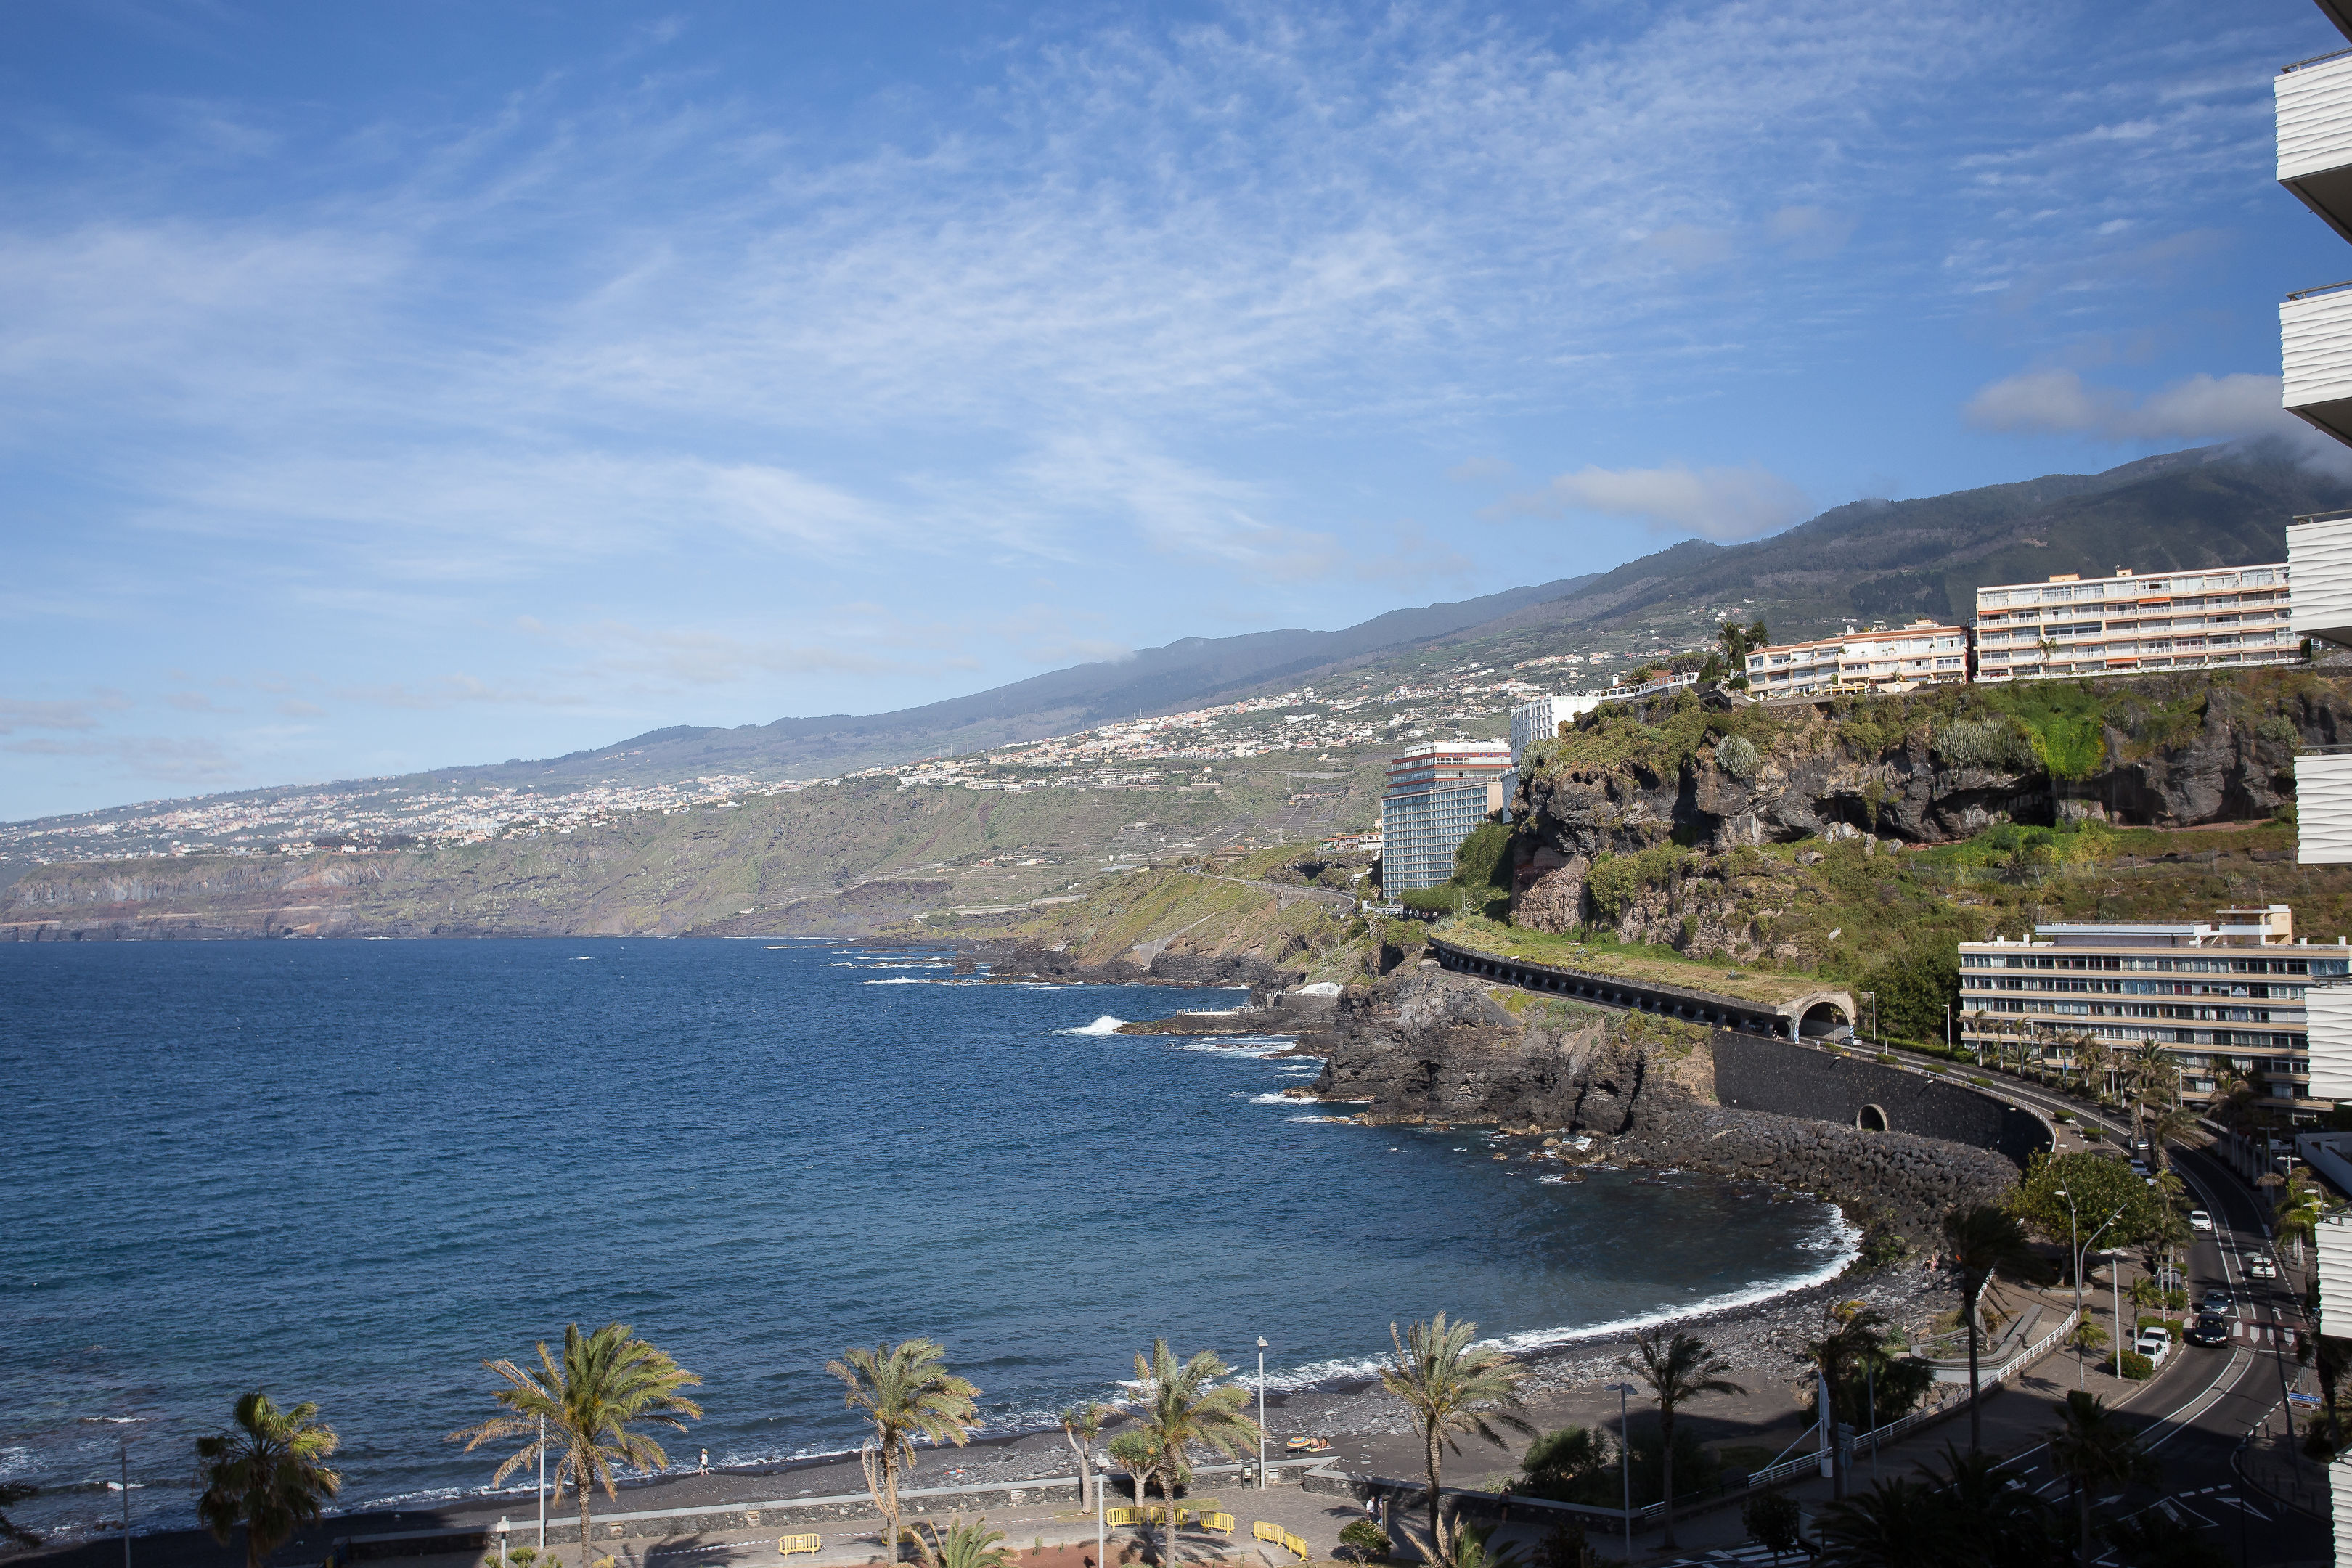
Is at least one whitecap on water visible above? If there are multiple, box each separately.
[862,977,924,985]
[1055,1016,1127,1035]
[823,961,855,967]
[1246,1093,1299,1106]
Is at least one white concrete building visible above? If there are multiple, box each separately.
[1509,693,1601,763]
[1379,740,1513,892]
[1971,567,2296,683]
[2274,15,2352,1548]
[1742,621,1967,696]
[1958,907,2340,1119]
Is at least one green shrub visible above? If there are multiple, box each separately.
[1713,734,1760,780]
[1877,1053,1897,1064]
[2118,1350,2154,1381]
[1932,716,2035,772]
[1338,1522,1389,1563]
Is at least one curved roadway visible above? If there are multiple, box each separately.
[1460,969,2332,1559]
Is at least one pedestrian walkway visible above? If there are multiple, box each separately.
[2236,1378,2332,1522]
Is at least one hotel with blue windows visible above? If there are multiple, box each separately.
[1378,740,1514,893]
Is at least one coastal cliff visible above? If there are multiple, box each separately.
[1300,969,2017,1238]
[1500,667,2352,961]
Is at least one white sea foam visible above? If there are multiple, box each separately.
[1057,1015,1127,1035]
[1246,1093,1300,1105]
[862,977,924,985]
[823,961,855,966]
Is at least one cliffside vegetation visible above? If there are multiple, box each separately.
[1490,668,2352,1046]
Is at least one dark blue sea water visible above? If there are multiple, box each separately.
[0,940,1848,1539]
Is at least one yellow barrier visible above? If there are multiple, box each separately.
[1283,1533,1310,1561]
[1105,1509,1143,1528]
[1199,1513,1235,1537]
[1252,1522,1283,1545]
[776,1538,820,1559]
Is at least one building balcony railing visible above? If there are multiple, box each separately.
[2279,49,2352,242]
[2283,283,2352,449]
[2290,510,2352,649]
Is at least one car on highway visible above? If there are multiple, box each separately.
[2186,1314,2230,1347]
[2247,1255,2278,1281]
[2202,1287,2234,1313]
[2189,1209,2213,1232]
[2135,1326,2173,1365]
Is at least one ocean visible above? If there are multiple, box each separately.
[0,939,1850,1539]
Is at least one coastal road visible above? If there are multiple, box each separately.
[1983,1143,2326,1564]
[1184,867,1356,911]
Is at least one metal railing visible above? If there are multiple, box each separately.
[2283,45,2352,73]
[2285,279,2352,302]
[1744,1311,2078,1491]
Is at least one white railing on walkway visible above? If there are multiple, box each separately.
[1744,1310,2077,1491]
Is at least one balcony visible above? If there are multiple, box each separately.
[2282,285,2352,447]
[2312,984,2352,1099]
[2290,510,2352,647]
[2279,51,2352,241]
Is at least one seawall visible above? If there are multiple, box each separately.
[1710,1034,2051,1169]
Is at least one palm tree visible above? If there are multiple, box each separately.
[1624,1329,1747,1551]
[1813,1477,1953,1567]
[449,1323,703,1568]
[1941,1205,2045,1451]
[2048,1391,2155,1565]
[1797,1305,1888,1500]
[828,1340,980,1562]
[196,1393,343,1568]
[907,1516,1015,1568]
[1132,1341,1261,1568]
[2143,1102,2197,1172]
[1381,1315,1532,1564]
[2072,1034,2110,1101]
[1922,1442,2050,1564]
[1057,1404,1111,1514]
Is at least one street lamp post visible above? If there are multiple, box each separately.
[1257,1337,1268,1491]
[1606,1384,1636,1563]
[78,1416,143,1568]
[1945,1004,1952,1055]
[537,1414,547,1552]
[2110,1249,2128,1379]
[497,1518,509,1568]
[2054,1191,2123,1389]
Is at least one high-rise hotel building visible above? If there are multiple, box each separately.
[1379,740,1513,892]
[2273,10,2352,1552]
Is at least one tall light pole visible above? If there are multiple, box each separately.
[1257,1337,1268,1491]
[2054,1191,2122,1389]
[1944,1004,1952,1055]
[1607,1384,1636,1564]
[537,1414,547,1552]
[497,1518,509,1568]
[78,1415,144,1568]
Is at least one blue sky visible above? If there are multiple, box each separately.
[4,0,2349,820]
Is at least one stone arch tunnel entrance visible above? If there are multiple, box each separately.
[1797,1000,1851,1040]
[1856,1103,1889,1132]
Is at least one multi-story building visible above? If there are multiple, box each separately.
[1509,693,1601,764]
[1957,907,2343,1119]
[1379,740,1513,892]
[1741,621,1969,696]
[2269,23,2352,1545]
[1970,565,2298,683]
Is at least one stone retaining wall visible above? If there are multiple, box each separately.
[1710,1034,2050,1168]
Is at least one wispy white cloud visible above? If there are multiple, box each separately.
[1964,368,2298,444]
[1493,463,1813,542]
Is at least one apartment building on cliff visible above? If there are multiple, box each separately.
[1970,565,2296,683]
[1741,620,1968,696]
[1379,740,1512,892]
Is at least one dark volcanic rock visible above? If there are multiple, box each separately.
[1305,971,2015,1238]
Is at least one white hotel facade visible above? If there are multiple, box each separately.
[2268,10,2352,1551]
[1971,565,2297,683]
[1741,620,1967,696]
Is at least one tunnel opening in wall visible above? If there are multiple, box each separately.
[1798,1001,1850,1040]
[1856,1103,1889,1132]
